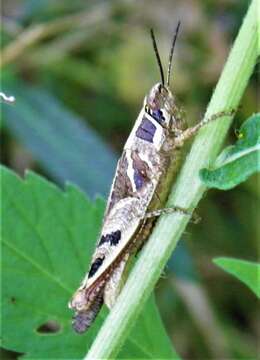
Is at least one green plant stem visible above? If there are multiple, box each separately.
[85,1,258,359]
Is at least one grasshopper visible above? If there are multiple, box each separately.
[69,22,234,333]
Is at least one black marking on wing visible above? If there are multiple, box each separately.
[131,151,150,191]
[134,169,144,190]
[136,117,156,143]
[88,257,105,278]
[98,230,121,246]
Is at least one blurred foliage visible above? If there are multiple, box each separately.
[214,257,260,298]
[200,113,260,190]
[1,0,257,359]
[2,75,117,196]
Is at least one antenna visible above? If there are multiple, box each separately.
[166,21,181,87]
[150,29,165,86]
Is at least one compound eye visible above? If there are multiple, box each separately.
[158,84,167,94]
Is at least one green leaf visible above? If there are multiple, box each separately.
[213,257,260,298]
[2,78,117,197]
[200,113,260,190]
[1,166,177,359]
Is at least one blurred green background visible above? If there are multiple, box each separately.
[1,0,258,359]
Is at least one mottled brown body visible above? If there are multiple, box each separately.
[69,29,235,333]
[69,80,188,333]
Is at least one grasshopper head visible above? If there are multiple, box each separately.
[147,22,181,125]
[146,82,174,109]
[144,82,175,125]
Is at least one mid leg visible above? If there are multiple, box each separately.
[143,206,200,224]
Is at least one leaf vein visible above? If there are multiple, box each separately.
[2,239,72,294]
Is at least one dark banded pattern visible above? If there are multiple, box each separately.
[131,151,149,191]
[152,109,165,124]
[136,117,156,143]
[72,292,103,333]
[134,169,144,189]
